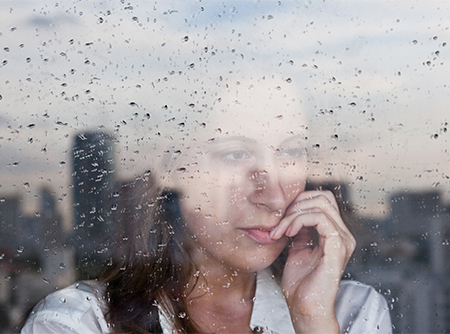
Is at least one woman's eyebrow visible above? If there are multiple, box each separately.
[278,134,308,146]
[207,136,257,145]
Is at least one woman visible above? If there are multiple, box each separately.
[22,71,392,333]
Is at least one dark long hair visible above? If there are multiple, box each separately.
[101,174,200,333]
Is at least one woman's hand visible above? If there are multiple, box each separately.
[270,190,356,334]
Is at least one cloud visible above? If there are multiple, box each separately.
[1,0,450,215]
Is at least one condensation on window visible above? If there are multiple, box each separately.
[0,1,449,333]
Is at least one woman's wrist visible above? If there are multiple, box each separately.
[289,308,340,334]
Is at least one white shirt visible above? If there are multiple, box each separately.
[22,268,392,334]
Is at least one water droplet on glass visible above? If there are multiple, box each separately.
[4,276,11,281]
[177,167,186,173]
[59,297,66,303]
[17,246,24,253]
[43,278,51,284]
[182,36,189,42]
[189,63,195,68]
[60,262,66,269]
[178,311,186,318]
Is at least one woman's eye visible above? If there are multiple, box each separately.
[280,148,304,158]
[223,150,248,161]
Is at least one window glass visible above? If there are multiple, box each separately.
[0,1,449,332]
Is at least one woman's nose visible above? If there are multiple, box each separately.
[248,164,287,213]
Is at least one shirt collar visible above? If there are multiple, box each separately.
[159,267,296,334]
[250,268,296,334]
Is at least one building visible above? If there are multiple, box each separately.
[71,131,117,278]
[348,190,450,333]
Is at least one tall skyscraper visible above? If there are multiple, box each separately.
[0,196,21,255]
[71,131,116,278]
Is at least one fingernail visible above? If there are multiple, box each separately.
[270,225,278,239]
[286,225,292,236]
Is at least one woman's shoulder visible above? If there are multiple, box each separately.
[21,280,110,334]
[336,280,392,334]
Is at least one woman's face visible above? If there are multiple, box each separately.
[169,78,308,273]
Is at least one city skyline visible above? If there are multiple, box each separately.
[1,141,449,332]
[1,0,450,219]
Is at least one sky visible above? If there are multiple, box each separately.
[1,0,450,219]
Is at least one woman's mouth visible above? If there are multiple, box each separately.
[239,228,277,244]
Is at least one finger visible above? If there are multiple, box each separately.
[286,192,340,219]
[288,226,318,248]
[284,212,342,239]
[270,209,303,239]
[274,211,354,262]
[288,195,347,234]
[284,242,323,277]
[290,190,339,212]
[285,191,354,245]
[287,212,353,265]
[271,202,336,240]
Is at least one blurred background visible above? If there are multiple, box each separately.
[1,0,450,332]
